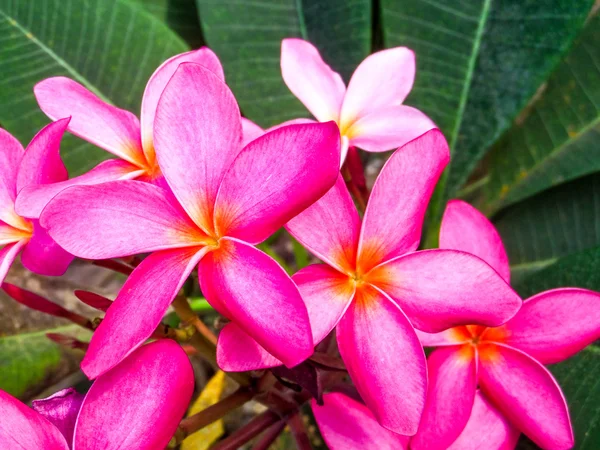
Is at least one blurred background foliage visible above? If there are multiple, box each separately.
[0,0,599,448]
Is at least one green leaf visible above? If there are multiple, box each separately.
[0,325,89,399]
[381,0,594,238]
[0,0,188,175]
[487,13,600,210]
[494,172,600,282]
[196,0,371,127]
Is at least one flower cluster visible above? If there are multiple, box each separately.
[0,39,598,450]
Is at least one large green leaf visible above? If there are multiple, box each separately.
[0,0,188,175]
[196,0,371,127]
[135,0,204,48]
[494,172,600,281]
[487,13,600,211]
[381,0,594,241]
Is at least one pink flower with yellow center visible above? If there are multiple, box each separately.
[217,130,521,434]
[412,200,600,450]
[41,63,341,380]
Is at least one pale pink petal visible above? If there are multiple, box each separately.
[357,129,449,270]
[32,388,84,446]
[140,48,224,160]
[312,393,409,450]
[340,47,415,126]
[217,322,282,371]
[347,106,436,153]
[0,240,26,284]
[16,159,143,219]
[440,200,510,283]
[34,77,145,166]
[241,118,264,147]
[503,288,600,364]
[286,175,360,273]
[0,390,69,449]
[154,63,242,234]
[214,122,340,244]
[337,286,426,435]
[0,129,24,228]
[74,340,194,450]
[447,391,520,450]
[21,221,73,276]
[0,221,29,245]
[416,328,471,347]
[281,38,346,122]
[199,237,313,368]
[478,343,573,449]
[41,180,202,259]
[81,247,207,379]
[368,249,521,333]
[412,346,477,450]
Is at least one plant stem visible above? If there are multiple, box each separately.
[90,259,133,275]
[171,293,217,345]
[288,412,312,450]
[211,410,281,450]
[251,420,286,450]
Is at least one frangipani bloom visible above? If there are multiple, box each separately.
[412,200,600,449]
[16,48,223,218]
[217,130,521,434]
[281,38,436,163]
[0,339,193,449]
[0,121,73,283]
[42,63,341,379]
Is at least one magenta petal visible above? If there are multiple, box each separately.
[504,288,600,364]
[440,200,511,283]
[42,180,200,259]
[478,343,574,449]
[154,63,242,234]
[0,129,24,228]
[312,393,409,450]
[286,175,361,273]
[217,322,282,371]
[199,237,313,367]
[0,389,69,449]
[412,346,477,450]
[214,121,340,244]
[416,329,470,347]
[74,340,194,450]
[81,247,207,379]
[0,240,26,284]
[21,221,73,276]
[241,117,264,147]
[16,159,142,219]
[32,388,84,446]
[447,391,520,450]
[370,249,521,333]
[358,129,449,268]
[337,287,426,434]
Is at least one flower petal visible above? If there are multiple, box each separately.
[42,180,202,259]
[21,221,73,276]
[0,240,26,284]
[81,247,207,379]
[447,391,520,450]
[199,237,313,368]
[337,285,426,434]
[140,48,224,160]
[340,47,415,126]
[478,343,573,449]
[503,288,600,364]
[347,105,435,153]
[0,129,24,228]
[357,129,449,270]
[214,122,340,244]
[281,38,346,122]
[34,77,145,166]
[369,249,521,333]
[154,63,242,234]
[16,159,143,219]
[416,328,472,347]
[32,388,84,446]
[286,175,360,273]
[74,339,194,450]
[241,118,264,147]
[217,322,282,371]
[312,393,409,450]
[0,389,69,449]
[440,200,510,283]
[412,346,477,450]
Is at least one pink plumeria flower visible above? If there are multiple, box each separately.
[412,200,600,450]
[217,130,521,434]
[312,392,409,450]
[0,339,193,449]
[281,38,436,163]
[41,63,341,379]
[0,121,73,283]
[16,48,223,219]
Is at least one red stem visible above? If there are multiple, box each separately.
[91,259,133,275]
[211,410,280,450]
[288,412,312,450]
[251,420,286,450]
